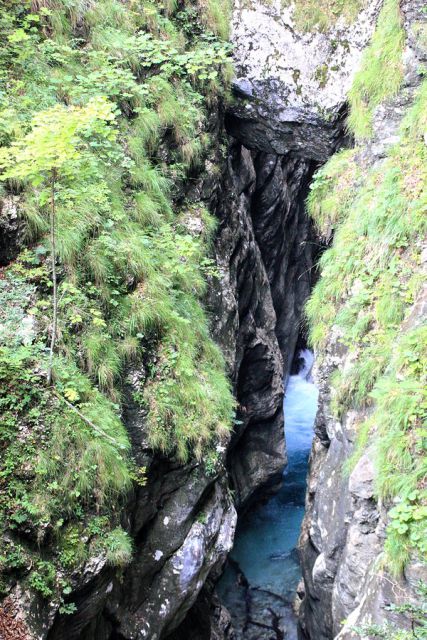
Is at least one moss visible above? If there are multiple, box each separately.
[314,63,329,88]
[347,0,405,139]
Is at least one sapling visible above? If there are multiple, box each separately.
[0,96,117,384]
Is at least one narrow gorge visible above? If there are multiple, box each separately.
[0,1,425,640]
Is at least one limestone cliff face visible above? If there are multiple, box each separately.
[298,2,427,636]
[225,0,383,381]
[228,0,381,161]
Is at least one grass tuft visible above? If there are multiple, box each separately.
[102,527,133,566]
[347,0,405,139]
[290,0,364,33]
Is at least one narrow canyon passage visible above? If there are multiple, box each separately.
[217,350,319,639]
[0,2,425,639]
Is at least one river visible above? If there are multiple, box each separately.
[217,350,319,639]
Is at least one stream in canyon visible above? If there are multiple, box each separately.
[217,350,318,639]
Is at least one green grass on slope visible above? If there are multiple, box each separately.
[0,0,234,603]
[306,80,427,574]
[347,0,405,139]
[243,0,365,32]
[290,0,364,33]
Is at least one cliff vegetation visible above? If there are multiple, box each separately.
[0,0,233,606]
[306,0,426,582]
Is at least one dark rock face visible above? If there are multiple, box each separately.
[0,196,25,266]
[250,152,316,376]
[225,103,345,163]
[209,140,320,511]
[168,142,319,640]
[167,591,235,640]
[212,143,286,509]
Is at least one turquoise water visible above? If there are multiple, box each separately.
[217,351,318,639]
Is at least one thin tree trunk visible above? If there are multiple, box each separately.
[47,169,57,386]
[52,390,122,447]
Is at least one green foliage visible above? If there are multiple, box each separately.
[0,340,131,528]
[306,81,427,573]
[277,0,364,32]
[0,272,36,347]
[0,0,234,600]
[411,21,427,51]
[347,0,405,139]
[352,582,427,639]
[58,525,87,569]
[307,148,359,237]
[203,0,232,40]
[28,561,56,598]
[0,97,118,182]
[101,527,133,567]
[126,214,234,460]
[372,327,427,573]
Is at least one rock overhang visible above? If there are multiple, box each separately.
[228,0,383,160]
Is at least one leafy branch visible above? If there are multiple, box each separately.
[0,97,118,384]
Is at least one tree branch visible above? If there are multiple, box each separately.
[47,168,58,386]
[52,389,124,448]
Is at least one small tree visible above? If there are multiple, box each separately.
[0,96,118,384]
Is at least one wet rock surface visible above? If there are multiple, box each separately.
[210,143,286,509]
[215,143,320,507]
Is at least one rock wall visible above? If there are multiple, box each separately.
[299,300,427,640]
[0,106,291,640]
[172,2,386,637]
[211,143,286,510]
[298,1,427,638]
[228,0,381,161]
[218,0,381,513]
[0,196,25,267]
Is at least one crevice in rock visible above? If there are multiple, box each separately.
[222,106,348,512]
[170,95,348,638]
